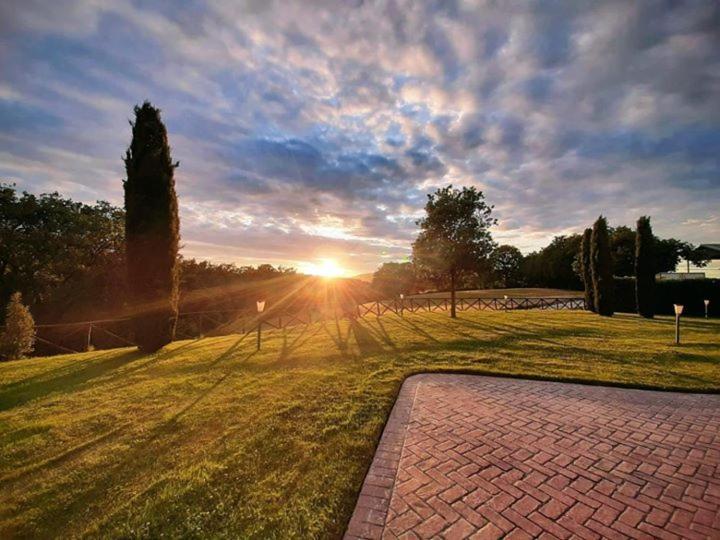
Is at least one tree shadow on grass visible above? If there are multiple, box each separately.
[350,319,384,356]
[393,315,440,343]
[614,313,717,331]
[0,350,145,411]
[278,323,324,362]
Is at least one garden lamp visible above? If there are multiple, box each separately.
[257,300,266,350]
[399,293,405,317]
[705,299,710,319]
[674,304,683,344]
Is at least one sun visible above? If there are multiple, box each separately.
[300,258,346,278]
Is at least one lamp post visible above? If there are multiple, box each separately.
[503,294,508,312]
[705,299,710,319]
[399,293,404,317]
[256,300,266,350]
[674,304,683,345]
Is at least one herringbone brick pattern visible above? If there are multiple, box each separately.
[345,374,720,539]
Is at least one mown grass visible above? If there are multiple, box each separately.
[0,310,718,538]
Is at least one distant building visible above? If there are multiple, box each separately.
[671,243,720,279]
[657,272,707,281]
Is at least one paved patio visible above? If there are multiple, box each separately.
[345,374,720,539]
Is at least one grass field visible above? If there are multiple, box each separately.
[1,310,718,538]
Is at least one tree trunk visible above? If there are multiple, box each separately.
[450,270,457,319]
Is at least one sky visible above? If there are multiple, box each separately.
[1,1,719,276]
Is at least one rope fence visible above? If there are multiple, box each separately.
[7,296,586,357]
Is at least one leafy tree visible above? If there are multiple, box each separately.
[0,292,35,360]
[635,216,655,318]
[0,183,125,321]
[591,216,614,316]
[655,238,709,273]
[678,243,710,273]
[609,226,636,277]
[491,245,523,287]
[372,262,416,298]
[412,186,496,318]
[521,235,583,290]
[580,228,595,312]
[124,102,180,352]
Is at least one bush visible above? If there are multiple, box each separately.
[0,292,36,360]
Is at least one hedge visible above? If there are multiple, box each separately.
[614,277,719,317]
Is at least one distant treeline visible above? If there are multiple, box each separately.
[371,227,707,297]
[0,183,374,328]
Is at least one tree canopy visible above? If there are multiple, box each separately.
[412,185,496,317]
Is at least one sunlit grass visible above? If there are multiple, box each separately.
[0,310,718,538]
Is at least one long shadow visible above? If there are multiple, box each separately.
[318,317,353,355]
[1,336,258,486]
[393,315,440,343]
[168,350,258,423]
[455,316,604,356]
[614,313,718,330]
[0,350,145,411]
[350,319,384,356]
[373,317,397,349]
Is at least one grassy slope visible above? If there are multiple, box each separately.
[0,310,718,538]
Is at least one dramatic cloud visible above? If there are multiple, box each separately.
[1,0,719,273]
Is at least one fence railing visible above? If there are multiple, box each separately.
[356,296,585,317]
[13,296,586,356]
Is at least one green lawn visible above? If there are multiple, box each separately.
[1,310,718,538]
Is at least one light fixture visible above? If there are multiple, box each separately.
[257,300,266,350]
[705,299,710,319]
[674,304,683,345]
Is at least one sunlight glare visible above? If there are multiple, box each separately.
[300,258,346,278]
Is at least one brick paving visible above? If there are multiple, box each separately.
[345,374,720,539]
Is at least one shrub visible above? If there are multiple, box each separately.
[0,292,36,360]
[591,216,614,316]
[123,102,180,352]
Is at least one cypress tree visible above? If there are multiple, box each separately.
[591,216,614,316]
[580,228,595,312]
[123,102,180,352]
[635,216,655,318]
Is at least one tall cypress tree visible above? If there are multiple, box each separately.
[635,216,655,318]
[591,216,614,316]
[580,228,595,312]
[124,102,180,352]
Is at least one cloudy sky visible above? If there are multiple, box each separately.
[1,1,719,275]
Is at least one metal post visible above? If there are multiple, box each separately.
[675,314,680,345]
[87,324,93,351]
[257,319,262,350]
